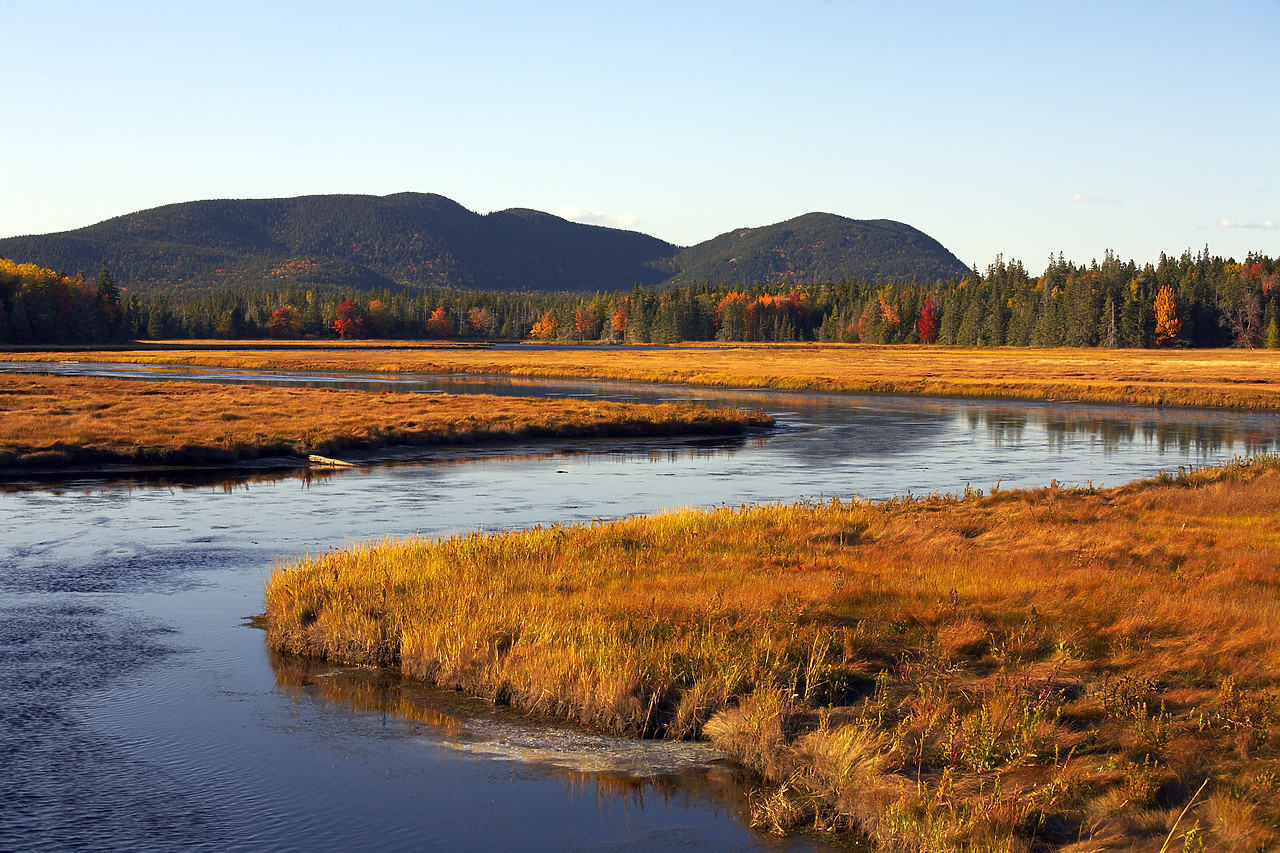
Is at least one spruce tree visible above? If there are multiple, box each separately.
[97,261,119,305]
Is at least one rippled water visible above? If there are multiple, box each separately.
[3,361,1279,851]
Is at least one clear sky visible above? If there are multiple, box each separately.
[4,0,1277,270]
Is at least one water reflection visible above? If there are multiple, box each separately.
[7,360,1278,471]
[0,433,765,494]
[269,651,766,833]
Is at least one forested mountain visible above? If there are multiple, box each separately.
[0,193,679,294]
[672,213,969,285]
[0,193,964,295]
[10,193,1273,352]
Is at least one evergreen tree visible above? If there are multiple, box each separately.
[97,261,119,304]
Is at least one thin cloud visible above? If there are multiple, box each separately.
[549,207,640,230]
[1072,194,1121,205]
[1218,218,1276,230]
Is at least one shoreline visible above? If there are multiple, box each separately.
[264,455,1280,851]
[6,342,1280,412]
[0,372,773,479]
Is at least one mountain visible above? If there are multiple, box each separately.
[672,213,970,285]
[0,193,967,294]
[0,193,678,294]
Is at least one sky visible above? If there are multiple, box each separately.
[3,0,1278,270]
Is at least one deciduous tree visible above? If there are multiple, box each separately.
[332,298,370,339]
[1154,284,1181,346]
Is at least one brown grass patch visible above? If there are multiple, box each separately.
[265,456,1280,851]
[9,341,1280,409]
[0,373,771,471]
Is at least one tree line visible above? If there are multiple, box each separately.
[3,249,1278,349]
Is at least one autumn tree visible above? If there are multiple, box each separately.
[332,298,370,339]
[572,304,601,341]
[266,305,303,338]
[425,306,454,339]
[528,310,558,341]
[610,303,628,342]
[916,297,940,343]
[1154,284,1181,346]
[466,306,494,337]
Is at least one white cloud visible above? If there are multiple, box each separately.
[549,206,641,230]
[1218,219,1276,230]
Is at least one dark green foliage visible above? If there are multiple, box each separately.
[0,195,965,298]
[3,200,1276,351]
[0,193,678,295]
[671,213,968,286]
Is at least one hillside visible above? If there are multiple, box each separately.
[0,194,968,294]
[673,213,970,284]
[0,193,678,295]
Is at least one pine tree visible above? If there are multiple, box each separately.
[1102,295,1119,348]
[97,261,119,305]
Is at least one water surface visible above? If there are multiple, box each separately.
[3,362,1279,851]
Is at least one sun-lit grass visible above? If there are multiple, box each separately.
[266,456,1280,851]
[0,373,770,470]
[9,341,1280,410]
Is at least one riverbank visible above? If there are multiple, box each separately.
[266,455,1280,852]
[7,341,1280,410]
[0,373,771,473]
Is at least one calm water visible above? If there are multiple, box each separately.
[3,362,1279,851]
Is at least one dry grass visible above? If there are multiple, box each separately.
[0,373,771,470]
[265,456,1280,851]
[7,341,1280,410]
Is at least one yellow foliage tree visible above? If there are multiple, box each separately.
[1154,284,1181,345]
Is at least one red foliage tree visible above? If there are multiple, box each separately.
[332,298,371,339]
[266,305,303,338]
[916,297,940,343]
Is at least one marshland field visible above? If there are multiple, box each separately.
[3,343,1280,852]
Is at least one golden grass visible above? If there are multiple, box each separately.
[0,373,770,470]
[265,456,1280,851]
[9,341,1280,410]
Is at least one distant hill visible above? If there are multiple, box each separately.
[672,213,970,285]
[0,193,967,294]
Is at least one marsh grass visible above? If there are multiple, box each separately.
[0,373,771,471]
[266,456,1280,851]
[12,342,1280,410]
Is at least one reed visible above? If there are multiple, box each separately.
[265,456,1280,851]
[10,342,1280,410]
[0,373,771,471]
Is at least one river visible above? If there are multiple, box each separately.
[3,363,1278,851]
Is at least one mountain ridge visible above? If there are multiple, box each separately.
[0,192,969,293]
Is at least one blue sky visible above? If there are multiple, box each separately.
[4,0,1277,270]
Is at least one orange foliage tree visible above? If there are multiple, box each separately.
[1154,284,1181,346]
[529,310,559,340]
[266,305,303,338]
[466,306,494,337]
[425,306,454,339]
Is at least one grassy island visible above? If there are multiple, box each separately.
[266,456,1280,852]
[9,342,1280,410]
[0,373,771,472]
